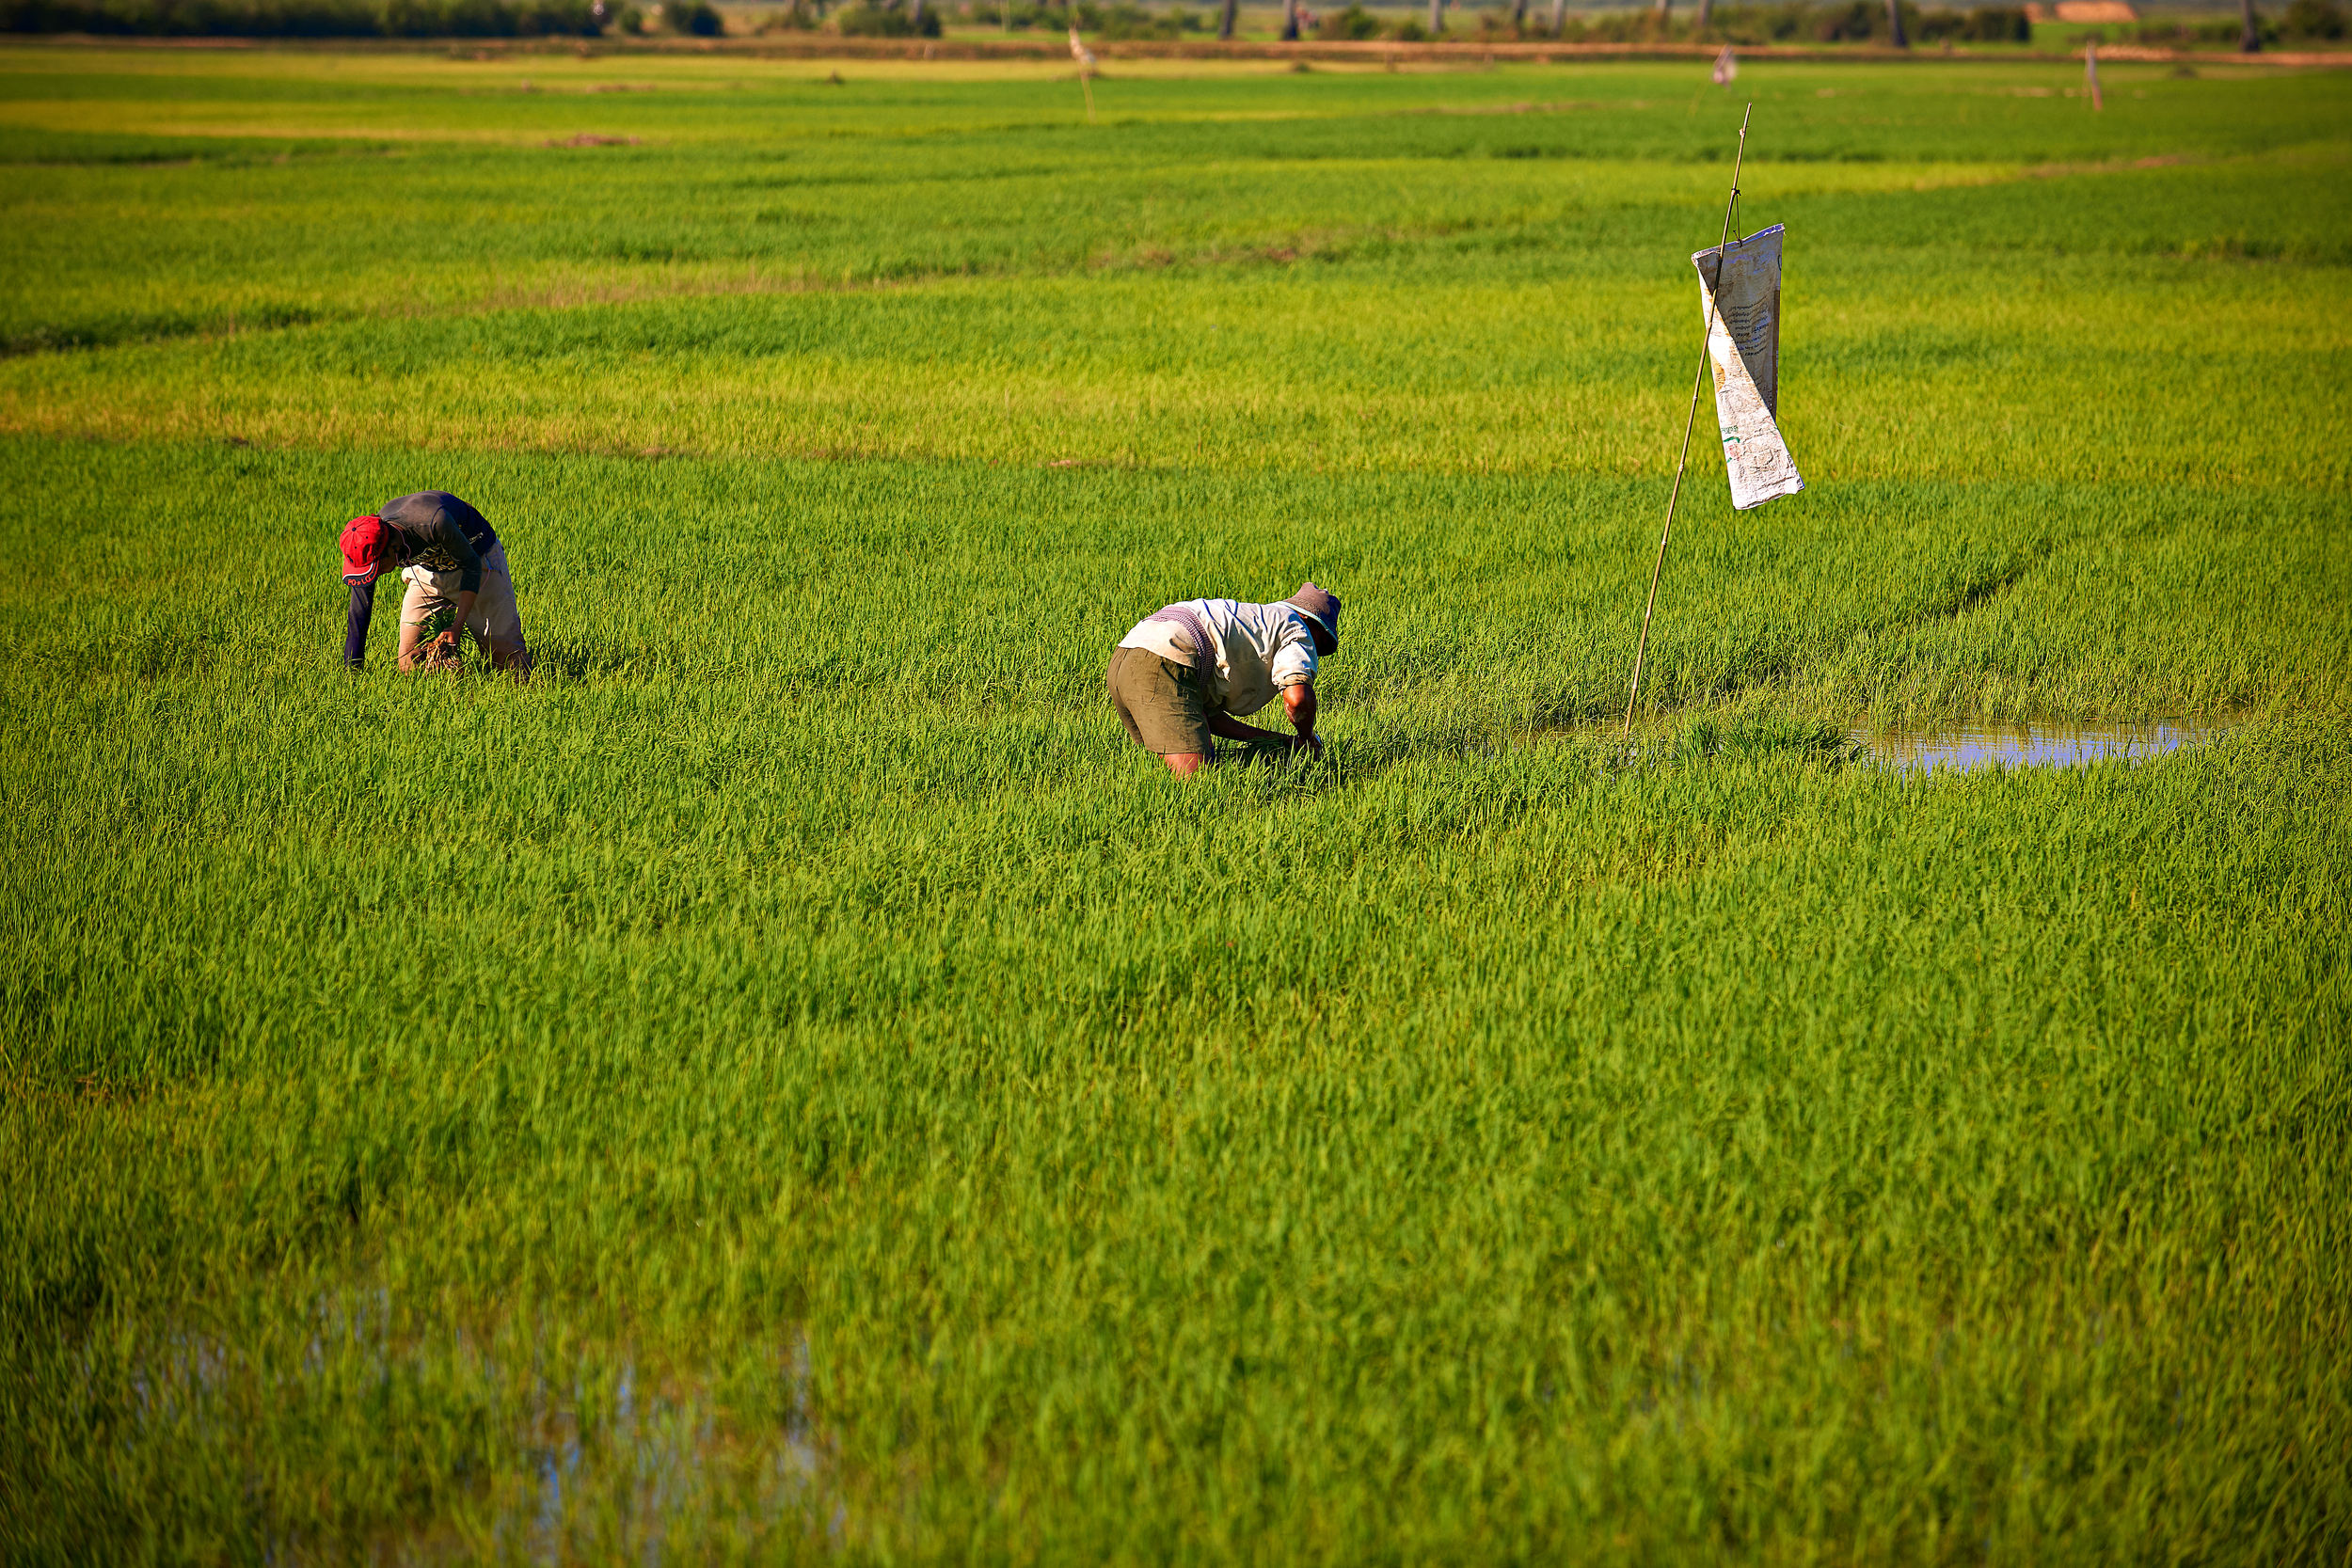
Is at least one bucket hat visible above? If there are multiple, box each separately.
[1285,581,1342,655]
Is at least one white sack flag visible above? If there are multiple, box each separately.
[1692,222,1804,511]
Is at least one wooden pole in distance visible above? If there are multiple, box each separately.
[1070,28,1097,124]
[1623,102,1752,740]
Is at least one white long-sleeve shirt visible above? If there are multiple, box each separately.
[1117,597,1319,718]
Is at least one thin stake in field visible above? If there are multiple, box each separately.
[1071,27,1099,124]
[1623,103,1752,740]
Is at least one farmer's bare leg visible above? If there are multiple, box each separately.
[1163,751,1212,776]
[486,637,532,679]
[395,572,453,673]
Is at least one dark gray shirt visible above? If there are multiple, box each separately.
[342,493,500,669]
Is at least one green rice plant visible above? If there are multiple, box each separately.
[1,45,2346,1565]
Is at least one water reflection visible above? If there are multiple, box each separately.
[105,1295,829,1565]
[1851,718,2234,774]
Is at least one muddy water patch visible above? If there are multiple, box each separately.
[91,1293,833,1561]
[1851,718,2238,774]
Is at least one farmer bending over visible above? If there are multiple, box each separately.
[340,491,531,676]
[1107,583,1341,775]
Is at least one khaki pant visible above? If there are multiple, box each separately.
[400,540,529,669]
[1106,646,1213,756]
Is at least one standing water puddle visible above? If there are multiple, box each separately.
[1851,718,2237,774]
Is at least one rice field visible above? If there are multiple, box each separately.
[2,40,2348,1564]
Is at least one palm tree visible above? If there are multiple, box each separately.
[1282,0,1300,38]
[1883,0,1908,45]
[2239,0,2262,50]
[1218,0,1237,37]
[1429,0,1444,33]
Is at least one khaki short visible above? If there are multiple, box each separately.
[1106,646,1213,757]
[401,541,529,669]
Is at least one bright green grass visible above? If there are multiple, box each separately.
[2,44,2348,1565]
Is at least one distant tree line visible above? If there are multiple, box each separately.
[2148,0,2344,42]
[0,0,733,35]
[10,0,2339,40]
[1305,0,2026,40]
[850,0,2042,43]
[961,0,1211,35]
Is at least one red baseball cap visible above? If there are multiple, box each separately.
[340,515,388,586]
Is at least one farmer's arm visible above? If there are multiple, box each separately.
[1204,677,1319,752]
[427,508,483,659]
[344,579,375,669]
[448,588,479,648]
[1206,710,1285,743]
[1263,617,1322,753]
[1283,678,1320,753]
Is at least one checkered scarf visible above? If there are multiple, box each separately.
[1141,603,1216,676]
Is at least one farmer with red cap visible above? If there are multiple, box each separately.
[1105,582,1340,775]
[340,492,530,675]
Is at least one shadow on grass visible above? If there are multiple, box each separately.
[527,638,688,682]
[2,304,333,358]
[1178,711,1855,805]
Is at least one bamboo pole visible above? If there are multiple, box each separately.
[1622,102,1752,741]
